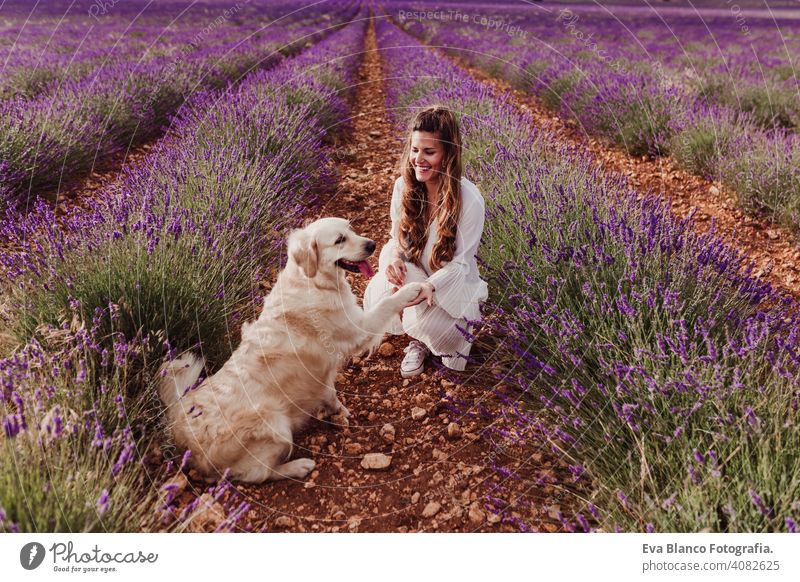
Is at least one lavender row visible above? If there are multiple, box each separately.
[0,14,367,532]
[0,1,360,210]
[0,24,268,100]
[377,18,800,533]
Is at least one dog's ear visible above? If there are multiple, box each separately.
[290,230,319,278]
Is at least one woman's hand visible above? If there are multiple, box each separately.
[404,281,435,308]
[386,256,407,287]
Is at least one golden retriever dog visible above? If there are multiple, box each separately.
[158,217,422,483]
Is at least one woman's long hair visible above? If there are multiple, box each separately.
[397,105,463,272]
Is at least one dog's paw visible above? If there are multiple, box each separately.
[278,458,315,480]
[330,408,350,429]
[395,282,424,306]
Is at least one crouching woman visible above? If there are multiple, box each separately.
[363,105,488,377]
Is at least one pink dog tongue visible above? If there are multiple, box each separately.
[357,261,375,279]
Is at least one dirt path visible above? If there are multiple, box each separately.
[215,17,578,533]
[435,49,800,301]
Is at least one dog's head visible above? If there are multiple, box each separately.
[288,217,376,280]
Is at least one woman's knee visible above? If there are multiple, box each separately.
[363,272,393,310]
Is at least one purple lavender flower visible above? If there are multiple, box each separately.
[97,490,110,516]
[748,489,774,519]
[180,450,192,471]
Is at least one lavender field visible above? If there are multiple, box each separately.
[1,0,799,534]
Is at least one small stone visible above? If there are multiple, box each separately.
[487,513,502,524]
[547,505,562,520]
[468,503,485,524]
[432,448,448,461]
[367,411,377,422]
[411,492,421,504]
[422,501,441,518]
[187,494,226,532]
[361,453,392,470]
[274,516,295,528]
[411,406,427,420]
[542,522,558,532]
[709,185,720,196]
[381,423,396,443]
[369,130,382,137]
[446,422,462,440]
[377,342,395,357]
[767,230,780,240]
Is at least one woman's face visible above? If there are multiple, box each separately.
[410,131,444,186]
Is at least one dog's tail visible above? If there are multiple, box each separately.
[158,353,205,412]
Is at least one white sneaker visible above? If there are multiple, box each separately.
[401,340,429,378]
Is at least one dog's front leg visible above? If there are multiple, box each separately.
[322,390,351,428]
[355,282,423,353]
[318,383,349,416]
[316,369,351,427]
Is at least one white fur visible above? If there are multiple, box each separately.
[158,217,422,483]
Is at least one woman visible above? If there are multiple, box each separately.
[364,105,488,377]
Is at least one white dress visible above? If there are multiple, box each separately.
[363,175,489,370]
